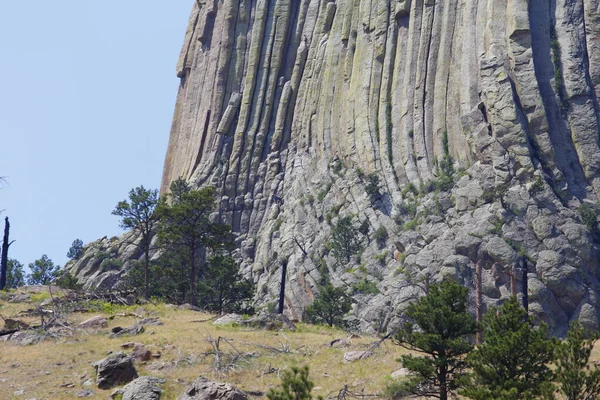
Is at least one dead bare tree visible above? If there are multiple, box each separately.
[0,217,15,290]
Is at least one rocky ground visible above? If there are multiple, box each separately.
[0,286,409,400]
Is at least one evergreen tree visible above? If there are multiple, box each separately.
[330,216,362,264]
[66,238,84,260]
[27,255,59,285]
[157,179,234,306]
[113,186,160,299]
[5,258,24,289]
[554,321,600,400]
[304,282,352,327]
[461,297,555,400]
[267,366,322,400]
[392,280,477,400]
[197,254,254,314]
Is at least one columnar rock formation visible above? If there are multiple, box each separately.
[69,0,600,335]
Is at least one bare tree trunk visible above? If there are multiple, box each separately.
[144,248,150,300]
[522,256,528,312]
[475,262,483,344]
[190,246,197,306]
[0,217,10,290]
[278,259,287,314]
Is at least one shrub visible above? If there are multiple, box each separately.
[267,366,322,400]
[374,226,388,249]
[579,203,599,235]
[331,216,362,264]
[351,278,379,295]
[365,173,381,202]
[304,283,352,328]
[54,270,83,291]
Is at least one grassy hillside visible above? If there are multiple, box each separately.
[0,287,406,399]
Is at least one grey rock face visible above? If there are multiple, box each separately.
[111,376,165,400]
[68,0,600,336]
[92,352,138,390]
[179,377,247,400]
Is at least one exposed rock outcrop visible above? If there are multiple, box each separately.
[68,0,600,335]
[179,377,247,400]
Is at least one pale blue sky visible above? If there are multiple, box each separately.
[0,1,193,269]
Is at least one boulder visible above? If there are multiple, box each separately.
[111,376,165,400]
[9,294,31,303]
[343,351,372,363]
[130,344,152,362]
[179,376,247,400]
[79,316,108,330]
[92,352,138,389]
[213,314,244,325]
[242,314,296,331]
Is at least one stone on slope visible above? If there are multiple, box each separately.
[111,376,165,400]
[79,316,108,330]
[178,376,247,400]
[92,352,137,389]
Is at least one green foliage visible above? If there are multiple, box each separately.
[27,255,59,285]
[272,217,284,233]
[482,187,501,204]
[304,283,352,328]
[66,239,84,260]
[528,176,545,196]
[331,159,343,175]
[401,183,418,197]
[355,167,365,180]
[351,278,380,295]
[374,226,388,249]
[100,258,123,273]
[330,216,362,264]
[365,173,381,202]
[578,203,599,235]
[112,186,160,233]
[402,218,423,231]
[358,219,370,236]
[267,366,322,400]
[112,185,160,299]
[393,280,477,400]
[197,254,255,315]
[461,297,555,400]
[156,180,235,306]
[554,321,600,400]
[5,259,25,289]
[317,182,332,202]
[54,269,83,290]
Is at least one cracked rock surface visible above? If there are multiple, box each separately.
[68,0,600,336]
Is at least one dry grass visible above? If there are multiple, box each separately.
[0,288,407,399]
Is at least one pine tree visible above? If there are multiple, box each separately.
[554,321,600,400]
[27,255,59,285]
[267,366,322,400]
[197,253,254,314]
[157,180,234,306]
[304,283,352,327]
[66,239,84,260]
[461,297,555,400]
[113,186,159,299]
[392,280,477,400]
[5,259,24,288]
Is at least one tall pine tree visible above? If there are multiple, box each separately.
[461,297,555,400]
[392,280,477,400]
